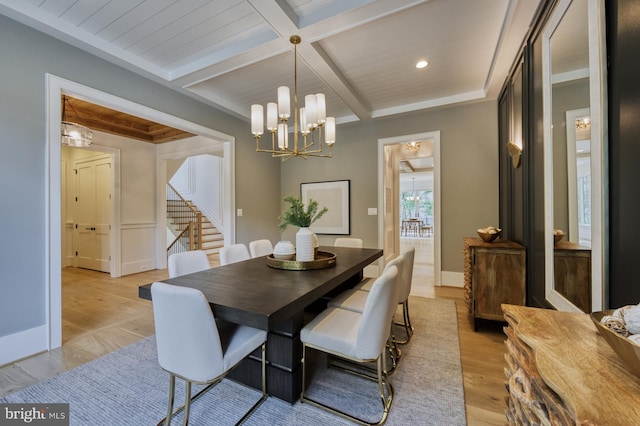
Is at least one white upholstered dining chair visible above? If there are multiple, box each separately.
[327,254,407,371]
[167,250,210,278]
[151,282,267,426]
[334,237,364,248]
[249,239,273,258]
[219,244,250,265]
[300,265,399,425]
[391,247,415,344]
[353,247,416,344]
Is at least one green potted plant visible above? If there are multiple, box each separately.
[279,196,327,261]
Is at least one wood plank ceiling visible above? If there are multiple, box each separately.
[1,0,545,124]
[62,96,193,144]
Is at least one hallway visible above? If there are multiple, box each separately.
[402,235,435,298]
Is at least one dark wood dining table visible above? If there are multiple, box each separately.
[138,245,382,403]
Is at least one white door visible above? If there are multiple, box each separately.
[75,156,111,272]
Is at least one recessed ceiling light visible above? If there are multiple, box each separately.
[416,60,428,69]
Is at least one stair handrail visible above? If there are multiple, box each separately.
[168,183,200,216]
[167,183,202,251]
[167,221,193,255]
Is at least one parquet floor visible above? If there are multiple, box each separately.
[0,240,507,425]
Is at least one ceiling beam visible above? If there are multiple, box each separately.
[245,0,372,120]
[173,0,432,120]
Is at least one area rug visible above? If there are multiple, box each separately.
[1,297,466,425]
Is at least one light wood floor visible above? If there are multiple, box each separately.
[0,241,507,425]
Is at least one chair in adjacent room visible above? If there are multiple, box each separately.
[334,237,364,248]
[219,243,250,265]
[300,265,399,425]
[249,239,273,258]
[167,250,211,278]
[151,282,267,426]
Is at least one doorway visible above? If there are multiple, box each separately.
[47,74,235,351]
[377,131,441,287]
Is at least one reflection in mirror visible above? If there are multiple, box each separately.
[566,108,591,247]
[553,108,592,313]
[543,0,606,313]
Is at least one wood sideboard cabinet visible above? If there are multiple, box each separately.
[553,241,591,313]
[502,304,640,425]
[463,237,525,330]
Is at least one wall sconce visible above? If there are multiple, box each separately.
[507,141,522,168]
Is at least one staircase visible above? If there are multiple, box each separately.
[167,199,223,264]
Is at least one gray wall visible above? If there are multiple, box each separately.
[0,13,500,342]
[0,15,281,337]
[281,101,500,276]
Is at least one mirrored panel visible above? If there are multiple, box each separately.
[543,0,607,312]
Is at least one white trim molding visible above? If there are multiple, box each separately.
[0,326,48,366]
[46,74,235,356]
[377,131,442,285]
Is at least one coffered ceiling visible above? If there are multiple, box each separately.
[1,0,543,125]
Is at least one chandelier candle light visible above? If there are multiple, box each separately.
[405,141,421,151]
[408,177,419,201]
[251,35,336,161]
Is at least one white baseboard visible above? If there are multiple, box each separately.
[121,259,156,276]
[0,325,48,366]
[440,271,464,288]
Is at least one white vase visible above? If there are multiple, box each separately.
[312,232,319,256]
[296,227,315,261]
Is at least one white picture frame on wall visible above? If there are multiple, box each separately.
[301,180,350,235]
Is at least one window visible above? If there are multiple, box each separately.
[400,190,433,224]
[577,175,591,226]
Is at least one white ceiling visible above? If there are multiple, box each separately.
[0,0,544,123]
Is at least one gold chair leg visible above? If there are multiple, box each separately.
[394,301,414,345]
[156,345,268,426]
[301,344,394,425]
[156,379,216,426]
[387,334,401,374]
[377,351,394,421]
[236,343,268,425]
[385,330,402,375]
[182,381,192,426]
[163,374,176,426]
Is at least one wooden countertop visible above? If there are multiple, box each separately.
[502,304,640,424]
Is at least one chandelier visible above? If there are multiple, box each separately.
[407,177,420,201]
[405,141,421,151]
[61,95,93,147]
[575,117,591,130]
[251,35,335,161]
